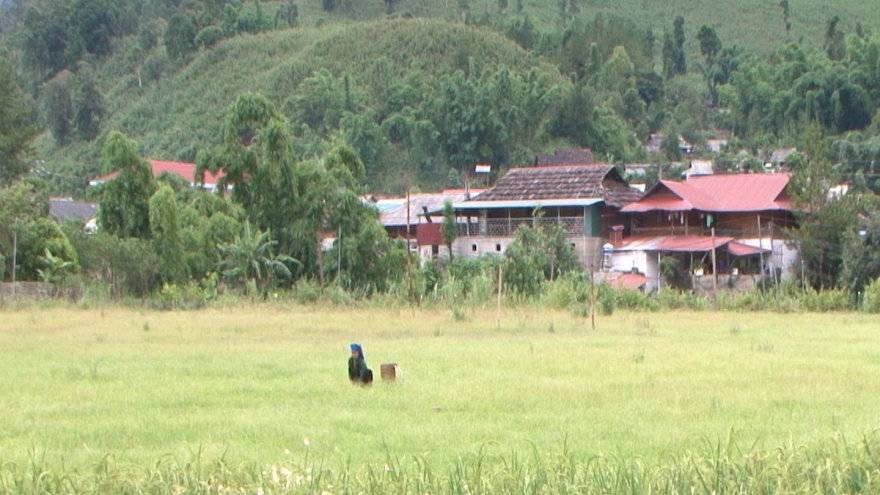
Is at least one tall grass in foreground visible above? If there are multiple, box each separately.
[2,432,879,494]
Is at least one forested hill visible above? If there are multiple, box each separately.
[2,0,880,195]
[106,19,569,169]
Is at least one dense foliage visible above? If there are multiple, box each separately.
[1,0,880,300]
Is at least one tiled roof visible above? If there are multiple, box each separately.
[621,173,792,213]
[472,165,643,208]
[533,149,596,166]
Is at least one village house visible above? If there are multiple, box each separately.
[435,164,644,270]
[48,198,99,232]
[613,173,798,293]
[372,189,483,261]
[89,160,225,190]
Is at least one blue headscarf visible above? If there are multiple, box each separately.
[350,343,364,359]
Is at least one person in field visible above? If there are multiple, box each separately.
[348,343,373,386]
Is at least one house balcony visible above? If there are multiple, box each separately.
[457,217,587,237]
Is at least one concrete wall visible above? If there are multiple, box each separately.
[610,250,660,291]
[736,238,798,281]
[450,235,607,272]
[0,282,57,303]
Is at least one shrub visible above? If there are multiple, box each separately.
[597,283,615,315]
[864,277,880,313]
[291,279,322,304]
[544,272,589,309]
[467,273,496,307]
[148,282,206,310]
[437,276,466,307]
[325,285,352,306]
[800,287,854,312]
[614,287,657,311]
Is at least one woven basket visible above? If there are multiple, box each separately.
[380,363,397,382]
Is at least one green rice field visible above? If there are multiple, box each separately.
[2,305,880,493]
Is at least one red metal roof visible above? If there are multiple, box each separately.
[90,160,225,188]
[616,236,771,256]
[621,173,792,213]
[726,241,770,256]
[657,235,734,251]
[606,273,650,290]
[617,235,734,252]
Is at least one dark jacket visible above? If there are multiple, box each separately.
[348,356,372,384]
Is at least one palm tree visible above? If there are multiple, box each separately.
[37,248,75,283]
[218,220,299,292]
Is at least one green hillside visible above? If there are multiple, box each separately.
[6,0,880,194]
[109,19,568,158]
[232,0,880,57]
[37,18,572,192]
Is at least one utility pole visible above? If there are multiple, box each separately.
[12,230,17,284]
[406,189,412,300]
[589,263,595,331]
[711,226,717,310]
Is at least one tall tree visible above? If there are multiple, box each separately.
[441,200,457,263]
[779,0,792,34]
[0,56,38,186]
[96,131,156,239]
[672,15,687,74]
[661,33,676,80]
[787,127,850,290]
[20,4,70,81]
[149,184,186,284]
[824,15,845,61]
[71,65,104,141]
[165,13,197,61]
[0,178,45,280]
[839,197,880,295]
[41,70,73,145]
[696,25,721,68]
[66,0,121,59]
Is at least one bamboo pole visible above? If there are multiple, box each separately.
[711,226,717,310]
[406,190,412,299]
[495,265,503,330]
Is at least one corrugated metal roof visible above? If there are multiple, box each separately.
[379,189,482,227]
[605,272,650,290]
[90,160,225,188]
[621,173,792,213]
[727,241,770,256]
[616,235,735,252]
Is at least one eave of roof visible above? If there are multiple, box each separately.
[727,241,770,256]
[615,235,735,252]
[450,198,603,210]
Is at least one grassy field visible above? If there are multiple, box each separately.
[2,304,880,480]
